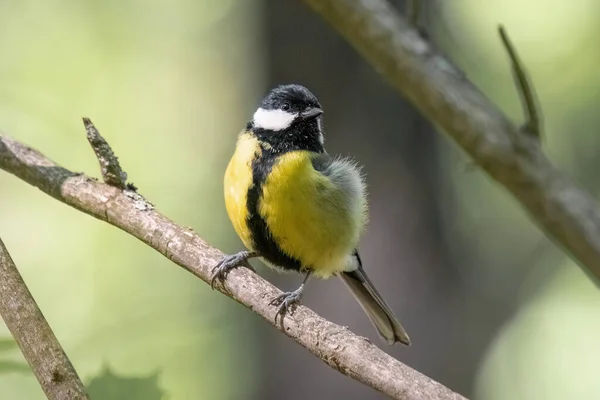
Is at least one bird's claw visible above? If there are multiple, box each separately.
[270,290,303,323]
[210,252,255,290]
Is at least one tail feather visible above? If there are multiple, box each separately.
[340,265,410,346]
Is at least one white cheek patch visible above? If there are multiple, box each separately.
[253,108,297,131]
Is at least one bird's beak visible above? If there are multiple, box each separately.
[300,107,323,120]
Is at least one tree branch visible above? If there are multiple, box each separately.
[301,0,600,285]
[0,131,467,400]
[0,238,89,399]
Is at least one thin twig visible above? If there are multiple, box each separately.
[301,0,600,285]
[83,118,129,189]
[0,238,89,400]
[0,132,467,400]
[498,25,542,139]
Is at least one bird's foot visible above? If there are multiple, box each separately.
[210,251,256,289]
[269,288,304,323]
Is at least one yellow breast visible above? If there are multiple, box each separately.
[259,151,361,278]
[224,132,257,251]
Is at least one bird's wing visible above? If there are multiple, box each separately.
[310,152,368,233]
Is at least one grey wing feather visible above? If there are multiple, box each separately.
[311,152,367,225]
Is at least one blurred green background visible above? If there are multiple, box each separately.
[1,1,600,399]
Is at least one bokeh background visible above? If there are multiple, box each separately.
[1,0,600,399]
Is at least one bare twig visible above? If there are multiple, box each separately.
[498,25,542,139]
[0,238,89,400]
[301,0,600,285]
[0,132,467,400]
[83,118,128,189]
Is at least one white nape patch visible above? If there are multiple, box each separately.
[317,117,324,145]
[253,108,297,131]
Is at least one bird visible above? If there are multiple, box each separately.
[212,84,410,346]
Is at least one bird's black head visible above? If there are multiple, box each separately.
[248,84,325,154]
[259,84,322,115]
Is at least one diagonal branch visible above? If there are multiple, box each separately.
[0,238,89,400]
[301,0,600,285]
[0,132,467,400]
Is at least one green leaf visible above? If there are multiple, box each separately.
[0,360,31,375]
[0,338,18,353]
[86,365,167,400]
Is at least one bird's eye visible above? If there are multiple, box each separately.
[281,102,291,111]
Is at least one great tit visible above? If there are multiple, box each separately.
[212,84,410,346]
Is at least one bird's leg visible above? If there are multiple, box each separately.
[270,271,312,323]
[210,251,258,289]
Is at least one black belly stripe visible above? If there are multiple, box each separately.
[246,149,303,272]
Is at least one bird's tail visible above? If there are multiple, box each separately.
[339,265,410,346]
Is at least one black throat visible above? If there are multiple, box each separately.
[247,119,324,155]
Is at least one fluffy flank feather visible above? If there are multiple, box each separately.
[324,156,368,234]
